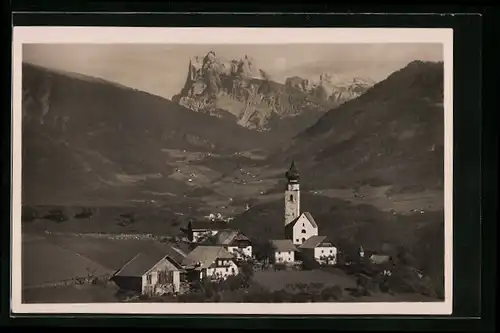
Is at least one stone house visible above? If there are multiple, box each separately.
[299,235,338,266]
[269,239,297,264]
[182,246,239,281]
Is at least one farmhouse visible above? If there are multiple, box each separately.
[299,235,338,266]
[183,246,239,280]
[269,239,297,264]
[111,252,183,296]
[283,162,319,245]
[182,220,229,243]
[201,229,252,260]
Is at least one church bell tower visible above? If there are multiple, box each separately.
[284,161,300,226]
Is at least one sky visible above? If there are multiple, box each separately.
[23,43,443,100]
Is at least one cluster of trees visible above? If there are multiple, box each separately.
[22,206,97,223]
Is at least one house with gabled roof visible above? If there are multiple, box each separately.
[201,229,253,260]
[181,220,229,243]
[182,246,239,281]
[269,239,297,264]
[111,252,183,296]
[299,235,338,266]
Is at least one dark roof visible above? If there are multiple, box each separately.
[285,212,319,230]
[189,220,229,230]
[285,160,300,181]
[183,246,235,268]
[299,236,335,249]
[270,239,297,252]
[114,252,181,277]
[201,229,250,246]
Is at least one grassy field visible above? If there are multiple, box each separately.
[21,233,188,290]
[22,236,113,288]
[252,269,357,293]
[311,186,443,215]
[23,283,120,303]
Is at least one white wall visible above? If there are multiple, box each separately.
[227,245,252,259]
[205,259,239,280]
[314,246,337,265]
[274,250,295,263]
[285,183,300,225]
[292,214,318,245]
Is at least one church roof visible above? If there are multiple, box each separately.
[285,161,300,181]
[285,212,319,229]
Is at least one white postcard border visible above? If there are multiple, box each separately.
[11,27,454,315]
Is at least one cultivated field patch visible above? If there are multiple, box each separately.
[252,269,357,293]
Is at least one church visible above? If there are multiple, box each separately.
[269,161,338,266]
[283,161,319,245]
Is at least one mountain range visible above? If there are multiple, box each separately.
[172,51,374,137]
[21,59,444,208]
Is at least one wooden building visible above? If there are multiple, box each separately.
[111,252,183,296]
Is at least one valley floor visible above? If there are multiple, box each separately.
[19,232,442,304]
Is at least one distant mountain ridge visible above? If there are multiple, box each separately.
[271,60,445,192]
[172,51,374,137]
[21,62,273,205]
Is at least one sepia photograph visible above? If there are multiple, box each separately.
[11,27,453,315]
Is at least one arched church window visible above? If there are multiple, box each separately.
[301,229,306,234]
[289,195,294,202]
[302,238,306,243]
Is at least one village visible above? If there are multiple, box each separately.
[107,161,418,302]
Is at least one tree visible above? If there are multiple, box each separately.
[44,209,68,223]
[74,207,93,219]
[22,206,39,222]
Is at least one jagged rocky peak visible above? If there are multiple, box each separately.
[285,71,376,103]
[185,51,263,84]
[172,51,374,135]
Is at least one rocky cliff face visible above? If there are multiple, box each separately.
[173,51,374,137]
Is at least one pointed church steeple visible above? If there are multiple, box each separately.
[284,160,300,227]
[285,160,300,183]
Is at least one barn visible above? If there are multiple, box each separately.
[111,252,183,296]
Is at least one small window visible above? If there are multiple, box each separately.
[301,229,306,234]
[147,274,152,284]
[296,239,299,242]
[226,267,228,272]
[321,249,324,253]
[330,249,333,253]
[302,223,305,227]
[289,195,294,202]
[231,268,235,274]
[302,238,306,243]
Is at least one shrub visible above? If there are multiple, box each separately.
[44,208,68,223]
[22,206,39,222]
[292,292,310,303]
[320,286,343,301]
[74,207,94,219]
